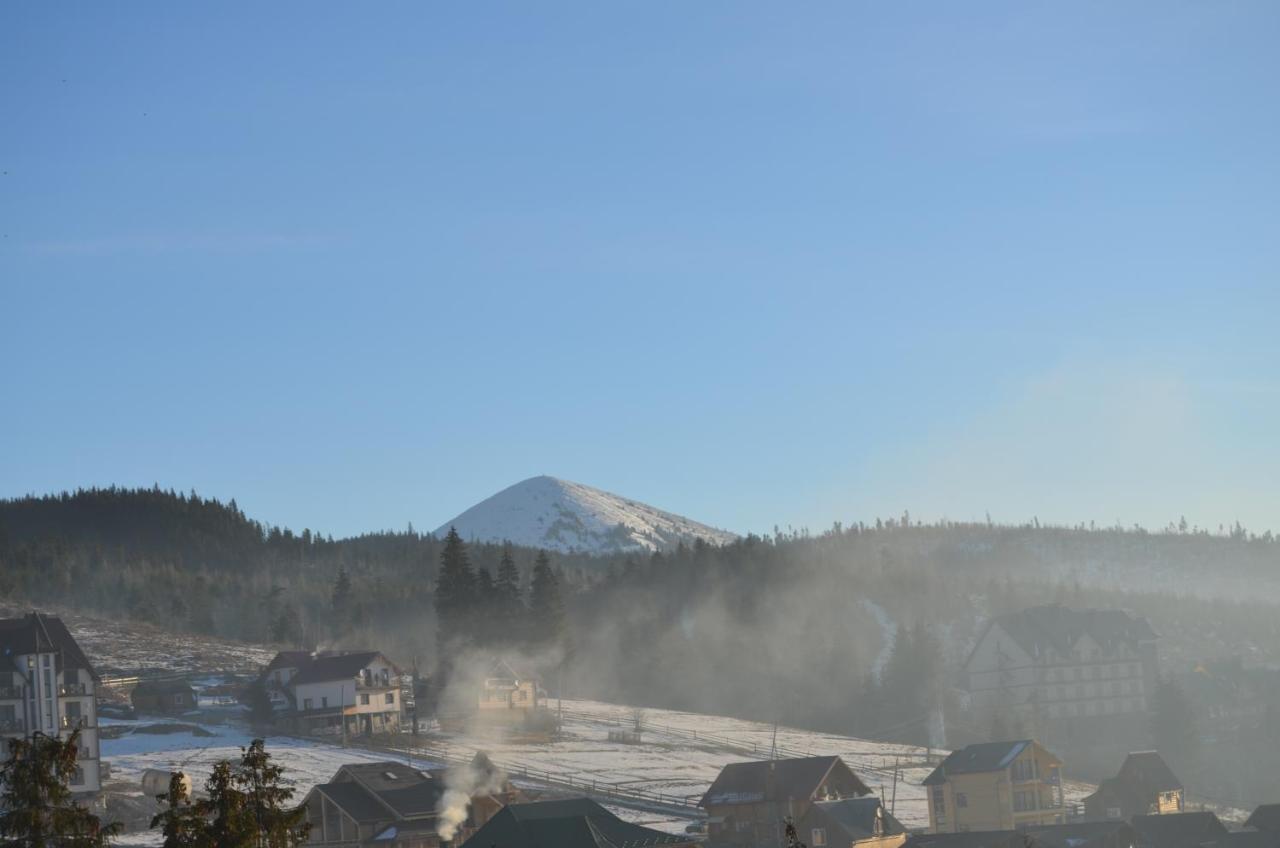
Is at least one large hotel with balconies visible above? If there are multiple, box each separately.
[0,612,101,793]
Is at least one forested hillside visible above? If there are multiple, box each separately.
[4,487,1280,751]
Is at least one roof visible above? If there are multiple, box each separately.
[1246,805,1280,833]
[923,741,1041,785]
[809,798,905,840]
[132,679,196,696]
[1023,821,1139,848]
[460,799,690,848]
[1084,751,1182,814]
[0,613,99,680]
[974,605,1156,664]
[1129,812,1227,848]
[905,831,1042,848]
[263,650,314,675]
[700,756,870,807]
[290,651,387,686]
[314,782,391,824]
[1201,833,1280,848]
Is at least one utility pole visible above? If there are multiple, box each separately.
[891,755,899,815]
[341,683,348,748]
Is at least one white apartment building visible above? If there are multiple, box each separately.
[964,605,1159,726]
[0,612,101,793]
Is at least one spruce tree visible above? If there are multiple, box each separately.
[528,550,566,648]
[434,527,476,652]
[494,547,527,640]
[150,773,205,848]
[330,566,353,634]
[237,740,309,848]
[474,567,496,646]
[0,730,122,848]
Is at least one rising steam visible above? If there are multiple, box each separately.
[435,752,507,841]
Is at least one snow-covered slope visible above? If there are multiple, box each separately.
[434,476,737,554]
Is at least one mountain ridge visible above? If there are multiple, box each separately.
[433,475,738,554]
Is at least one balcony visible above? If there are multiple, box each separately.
[59,682,89,696]
[60,715,90,730]
[0,718,25,732]
[0,685,22,699]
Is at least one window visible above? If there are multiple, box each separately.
[360,694,370,706]
[955,793,968,808]
[321,697,328,708]
[1107,807,1122,820]
[303,698,313,710]
[811,829,827,846]
[71,767,84,786]
[1011,758,1036,781]
[1013,791,1036,812]
[65,668,79,685]
[932,787,946,813]
[173,693,185,706]
[385,692,395,704]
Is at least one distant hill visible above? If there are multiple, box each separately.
[434,475,738,554]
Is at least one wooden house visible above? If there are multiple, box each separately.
[459,798,695,848]
[131,679,198,714]
[1083,751,1183,821]
[700,755,872,848]
[922,740,1065,833]
[796,796,907,848]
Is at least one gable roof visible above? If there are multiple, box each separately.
[1130,812,1227,848]
[290,651,388,686]
[132,679,196,696]
[974,606,1156,665]
[905,830,1042,848]
[1246,805,1280,833]
[923,741,1044,785]
[700,756,870,807]
[809,798,905,840]
[263,650,314,675]
[314,761,445,824]
[460,799,690,848]
[1023,821,1139,848]
[1115,752,1181,793]
[0,613,99,680]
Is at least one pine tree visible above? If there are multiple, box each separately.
[237,740,309,848]
[330,566,353,635]
[494,547,527,640]
[528,550,566,648]
[474,567,496,646]
[0,729,122,847]
[197,761,254,848]
[434,527,476,651]
[150,773,205,848]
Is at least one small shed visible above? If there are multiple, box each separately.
[131,679,198,714]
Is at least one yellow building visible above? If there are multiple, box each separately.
[922,740,1065,833]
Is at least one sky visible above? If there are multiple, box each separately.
[2,2,1278,539]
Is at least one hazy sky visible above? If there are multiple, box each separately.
[3,3,1278,538]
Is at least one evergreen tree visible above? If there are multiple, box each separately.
[197,762,254,848]
[150,773,205,848]
[0,730,122,847]
[330,566,353,634]
[1151,676,1200,772]
[494,547,527,640]
[528,551,566,648]
[237,740,309,848]
[434,527,476,651]
[245,679,275,728]
[270,604,302,646]
[474,567,496,646]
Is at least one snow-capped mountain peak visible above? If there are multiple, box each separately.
[433,476,737,554]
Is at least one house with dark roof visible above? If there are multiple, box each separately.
[131,678,198,714]
[1245,805,1280,834]
[459,798,696,848]
[700,756,871,848]
[1083,752,1183,821]
[796,796,907,848]
[962,606,1158,733]
[259,649,402,736]
[922,740,1064,833]
[1128,811,1227,848]
[0,612,101,793]
[904,831,1045,848]
[302,755,519,848]
[1021,820,1140,848]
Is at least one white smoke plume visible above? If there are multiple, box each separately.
[435,752,507,842]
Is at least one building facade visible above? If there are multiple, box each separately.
[260,650,402,736]
[923,740,1065,833]
[963,605,1158,750]
[0,613,101,793]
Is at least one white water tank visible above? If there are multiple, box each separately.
[141,769,193,798]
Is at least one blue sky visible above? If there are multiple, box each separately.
[3,2,1278,538]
